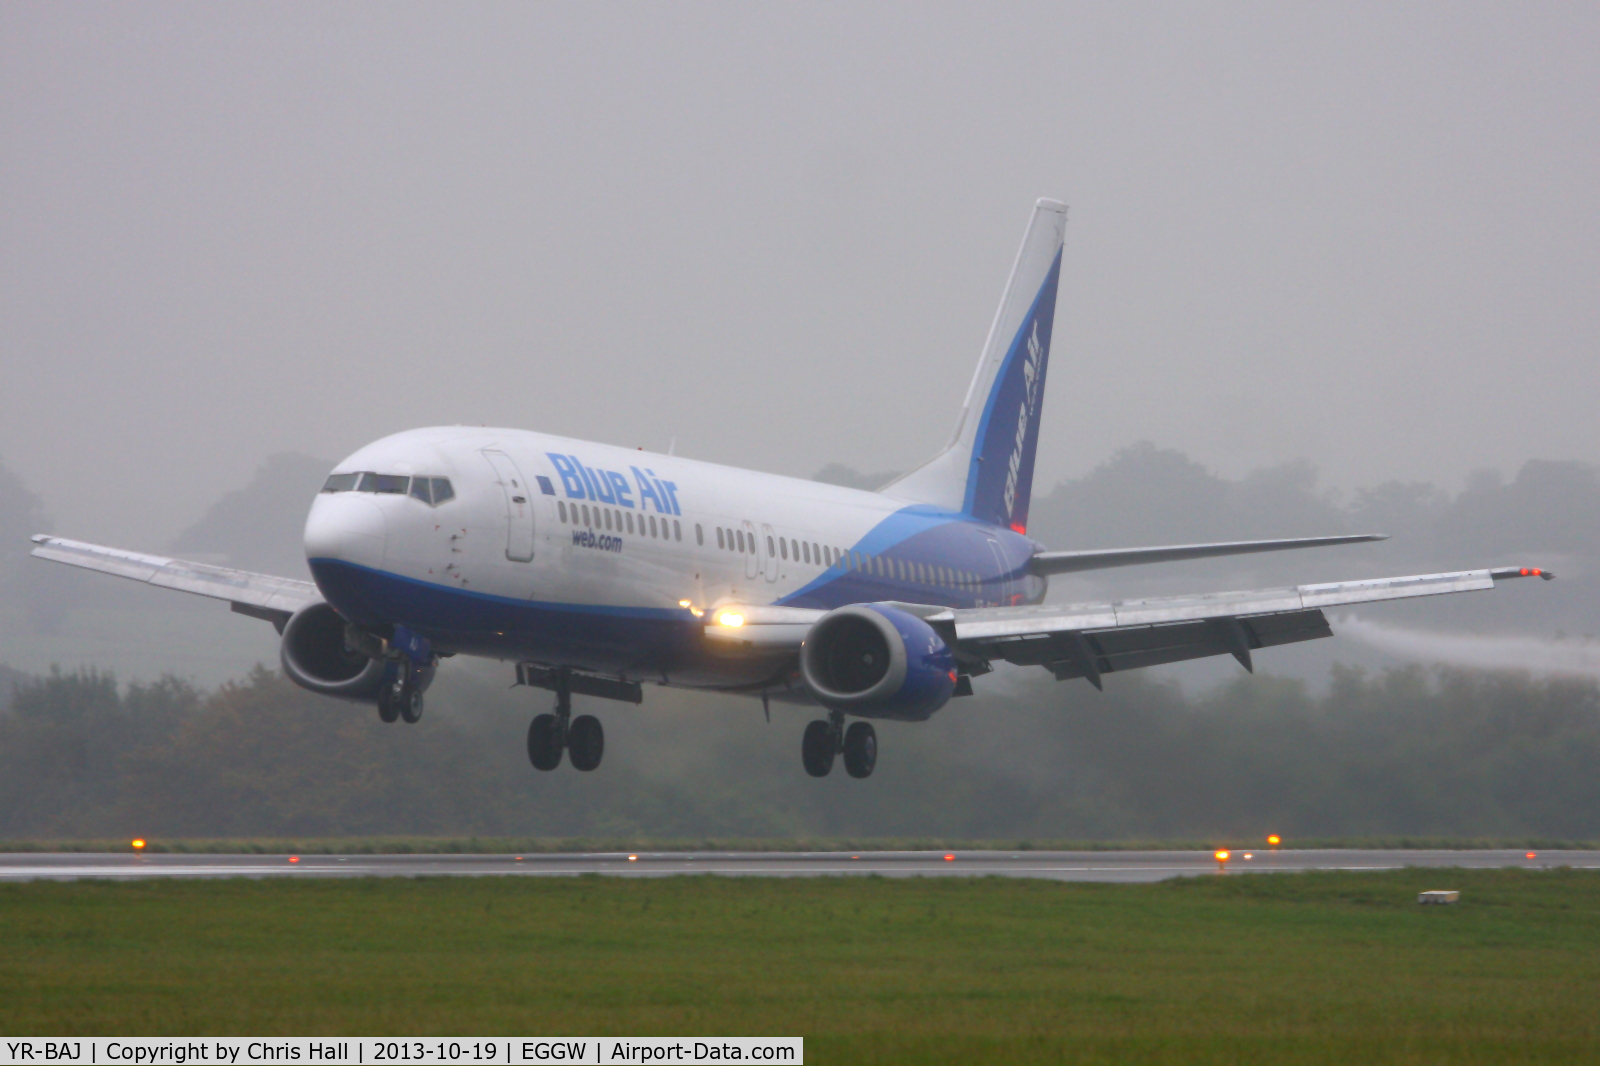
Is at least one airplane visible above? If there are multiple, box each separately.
[31,199,1553,779]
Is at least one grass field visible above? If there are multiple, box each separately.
[2,869,1597,1064]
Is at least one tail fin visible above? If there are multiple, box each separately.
[884,199,1066,533]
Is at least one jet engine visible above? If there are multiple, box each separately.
[279,601,391,700]
[799,603,957,721]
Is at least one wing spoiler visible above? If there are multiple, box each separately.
[1028,533,1389,575]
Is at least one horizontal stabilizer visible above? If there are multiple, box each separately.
[1028,534,1389,576]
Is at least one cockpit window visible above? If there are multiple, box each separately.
[325,471,453,504]
[358,473,410,494]
[321,473,359,493]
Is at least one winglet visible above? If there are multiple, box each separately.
[1490,566,1555,581]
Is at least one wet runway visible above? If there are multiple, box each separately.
[2,849,1596,883]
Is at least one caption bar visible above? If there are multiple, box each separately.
[1,1040,802,1065]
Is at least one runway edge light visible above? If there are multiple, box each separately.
[130,839,146,851]
[1215,849,1230,872]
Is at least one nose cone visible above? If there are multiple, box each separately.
[304,494,387,570]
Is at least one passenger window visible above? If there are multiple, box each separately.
[582,505,592,526]
[674,520,682,542]
[717,527,725,549]
[696,523,704,546]
[410,478,432,505]
[558,501,568,523]
[779,539,788,560]
[767,536,775,556]
[649,515,658,538]
[736,530,744,552]
[431,478,455,504]
[604,510,614,531]
[322,473,359,493]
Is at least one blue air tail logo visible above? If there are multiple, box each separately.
[546,453,681,514]
[1003,322,1044,520]
[964,248,1060,533]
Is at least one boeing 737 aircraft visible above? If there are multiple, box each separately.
[32,200,1552,778]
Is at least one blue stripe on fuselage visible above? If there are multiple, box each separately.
[308,557,700,674]
[308,508,1039,672]
[777,505,1039,611]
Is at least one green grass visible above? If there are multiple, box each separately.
[2,870,1598,1063]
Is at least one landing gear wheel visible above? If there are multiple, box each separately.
[568,715,604,772]
[527,713,564,770]
[802,719,835,777]
[843,721,877,779]
[376,687,400,724]
[399,687,424,724]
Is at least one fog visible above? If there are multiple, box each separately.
[1337,615,1600,681]
[3,3,1597,554]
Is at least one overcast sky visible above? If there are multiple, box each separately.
[3,2,1596,549]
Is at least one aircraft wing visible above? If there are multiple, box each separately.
[1028,533,1387,575]
[30,535,320,631]
[949,566,1554,687]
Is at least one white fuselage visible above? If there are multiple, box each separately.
[304,427,1043,691]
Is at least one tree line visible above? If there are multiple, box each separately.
[2,661,1595,842]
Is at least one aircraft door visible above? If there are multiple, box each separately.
[741,520,759,581]
[760,523,779,583]
[482,450,536,562]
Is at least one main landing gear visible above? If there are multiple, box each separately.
[376,660,425,725]
[527,669,604,772]
[802,711,876,779]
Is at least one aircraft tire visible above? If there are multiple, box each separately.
[376,688,400,724]
[527,714,564,771]
[801,720,835,777]
[842,721,877,779]
[399,687,424,724]
[568,715,604,772]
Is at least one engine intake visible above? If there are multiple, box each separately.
[279,602,389,700]
[800,603,957,721]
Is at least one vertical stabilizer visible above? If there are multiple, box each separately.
[883,199,1066,532]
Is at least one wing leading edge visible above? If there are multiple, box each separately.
[30,535,320,631]
[1028,533,1388,575]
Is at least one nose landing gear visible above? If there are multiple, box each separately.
[802,711,876,778]
[376,659,426,724]
[525,669,605,772]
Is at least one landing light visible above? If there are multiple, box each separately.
[131,839,146,851]
[679,600,692,608]
[717,612,745,628]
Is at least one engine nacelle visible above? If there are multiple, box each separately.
[279,601,390,701]
[799,603,957,721]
